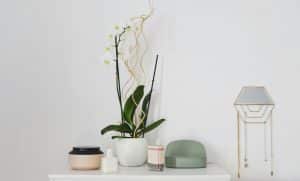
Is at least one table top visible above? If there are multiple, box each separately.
[49,163,231,179]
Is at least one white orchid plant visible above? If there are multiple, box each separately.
[101,2,166,139]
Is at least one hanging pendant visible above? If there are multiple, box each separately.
[234,86,275,178]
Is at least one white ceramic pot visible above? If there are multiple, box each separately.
[115,138,148,166]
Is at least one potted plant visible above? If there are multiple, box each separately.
[101,5,166,166]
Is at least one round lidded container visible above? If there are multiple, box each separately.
[69,146,104,170]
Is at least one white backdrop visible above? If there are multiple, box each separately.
[1,0,300,181]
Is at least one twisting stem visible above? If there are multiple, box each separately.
[142,54,159,137]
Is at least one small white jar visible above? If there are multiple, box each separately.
[102,149,118,173]
[69,146,103,170]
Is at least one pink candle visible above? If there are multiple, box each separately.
[148,145,164,171]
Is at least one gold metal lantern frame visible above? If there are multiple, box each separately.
[234,86,275,178]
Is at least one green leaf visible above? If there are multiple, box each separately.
[140,119,166,135]
[101,123,132,135]
[142,93,151,120]
[123,85,144,125]
[112,136,131,139]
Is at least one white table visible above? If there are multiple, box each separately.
[48,163,231,181]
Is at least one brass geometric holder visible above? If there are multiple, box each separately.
[234,86,275,178]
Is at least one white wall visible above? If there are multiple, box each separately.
[1,0,300,181]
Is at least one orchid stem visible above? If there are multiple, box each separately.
[142,54,159,137]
